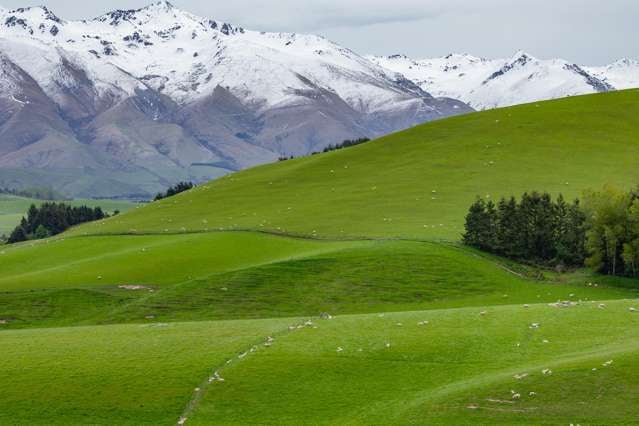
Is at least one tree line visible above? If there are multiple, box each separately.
[154,181,194,201]
[318,138,371,154]
[463,192,586,267]
[279,138,372,162]
[463,187,639,277]
[7,203,108,244]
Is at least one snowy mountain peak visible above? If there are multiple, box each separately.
[3,5,64,36]
[504,50,537,67]
[6,5,62,22]
[0,2,471,198]
[374,50,637,110]
[145,0,176,11]
[609,58,639,68]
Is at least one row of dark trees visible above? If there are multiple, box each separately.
[154,182,194,201]
[318,138,371,154]
[279,138,373,161]
[463,192,587,267]
[7,203,108,244]
[463,187,639,277]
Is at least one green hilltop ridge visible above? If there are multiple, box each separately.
[2,90,639,424]
[72,89,639,240]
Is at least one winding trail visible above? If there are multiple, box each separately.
[175,316,320,426]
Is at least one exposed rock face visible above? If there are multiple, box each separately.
[0,2,471,198]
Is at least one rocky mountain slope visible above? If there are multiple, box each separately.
[0,1,470,198]
[370,51,638,110]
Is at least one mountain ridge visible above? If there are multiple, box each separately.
[0,1,470,198]
[370,51,638,110]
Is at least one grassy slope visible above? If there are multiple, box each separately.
[0,232,363,292]
[1,234,636,329]
[72,90,639,240]
[1,91,639,424]
[0,318,293,425]
[191,300,639,425]
[3,301,638,425]
[0,194,136,235]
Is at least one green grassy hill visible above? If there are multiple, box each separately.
[2,91,639,424]
[3,300,639,425]
[1,233,634,329]
[73,90,639,240]
[0,194,136,236]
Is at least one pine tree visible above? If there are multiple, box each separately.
[7,224,27,244]
[463,198,487,248]
[496,196,520,258]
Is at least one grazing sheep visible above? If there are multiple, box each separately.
[542,368,553,376]
[529,391,536,397]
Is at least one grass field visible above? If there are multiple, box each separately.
[1,232,636,330]
[3,300,638,425]
[0,194,136,235]
[2,91,639,424]
[0,318,293,425]
[187,300,639,425]
[70,90,639,240]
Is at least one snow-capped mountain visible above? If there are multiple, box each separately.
[0,2,470,198]
[370,51,637,110]
[586,58,639,90]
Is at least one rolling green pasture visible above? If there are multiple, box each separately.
[0,318,293,425]
[0,232,362,292]
[71,90,639,240]
[188,300,639,425]
[2,91,639,424]
[3,299,636,425]
[1,233,635,330]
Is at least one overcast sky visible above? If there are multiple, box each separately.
[1,0,636,65]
